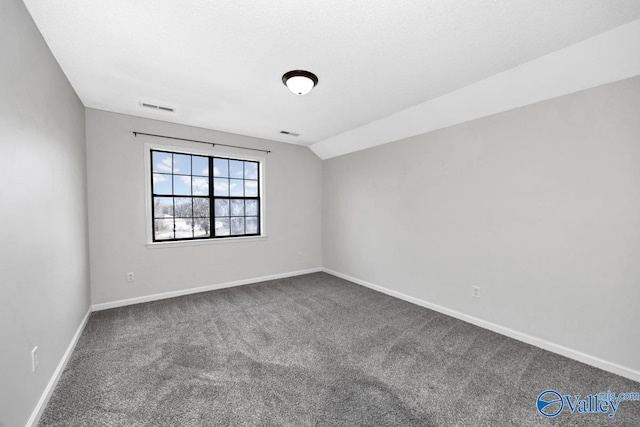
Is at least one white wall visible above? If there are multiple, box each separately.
[0,1,91,426]
[323,76,640,376]
[86,109,322,305]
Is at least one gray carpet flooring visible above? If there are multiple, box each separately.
[39,272,639,426]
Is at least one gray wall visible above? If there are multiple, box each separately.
[0,1,91,426]
[323,76,640,373]
[85,109,323,305]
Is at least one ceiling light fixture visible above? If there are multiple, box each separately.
[282,70,318,95]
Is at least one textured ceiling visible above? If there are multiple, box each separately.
[22,0,640,155]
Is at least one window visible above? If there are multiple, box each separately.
[150,149,261,241]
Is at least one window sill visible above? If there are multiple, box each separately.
[146,235,268,249]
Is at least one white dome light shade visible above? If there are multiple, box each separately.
[286,75,315,95]
[282,70,318,95]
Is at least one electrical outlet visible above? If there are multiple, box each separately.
[296,252,302,261]
[472,286,481,299]
[126,272,135,283]
[32,346,39,372]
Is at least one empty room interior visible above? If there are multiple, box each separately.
[2,0,640,426]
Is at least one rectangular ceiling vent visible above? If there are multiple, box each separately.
[280,130,300,137]
[140,102,175,113]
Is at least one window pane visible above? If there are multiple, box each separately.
[244,161,258,179]
[244,180,258,197]
[214,199,229,217]
[175,218,193,239]
[230,199,244,216]
[245,200,258,216]
[192,156,208,176]
[214,178,229,196]
[230,160,244,178]
[229,179,244,196]
[152,152,173,173]
[230,217,245,235]
[154,197,173,218]
[246,217,258,234]
[192,176,209,195]
[194,218,210,237]
[153,174,172,195]
[174,176,191,195]
[214,158,228,177]
[193,198,209,217]
[154,218,174,240]
[173,154,191,175]
[215,217,230,236]
[174,197,192,217]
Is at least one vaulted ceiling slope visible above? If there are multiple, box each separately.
[23,1,640,159]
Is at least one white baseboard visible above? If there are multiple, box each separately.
[323,268,640,384]
[26,307,92,427]
[92,267,324,311]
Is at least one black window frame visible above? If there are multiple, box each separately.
[150,149,261,242]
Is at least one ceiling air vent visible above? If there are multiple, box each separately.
[140,102,175,113]
[280,130,300,137]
